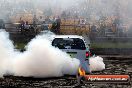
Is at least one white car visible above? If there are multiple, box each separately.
[51,35,91,73]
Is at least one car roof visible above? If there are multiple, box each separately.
[51,35,90,45]
[52,35,84,39]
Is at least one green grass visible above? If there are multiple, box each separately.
[91,42,132,48]
[15,43,26,50]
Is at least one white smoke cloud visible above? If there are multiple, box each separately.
[0,30,15,77]
[89,56,105,72]
[0,30,80,77]
[12,34,80,77]
[0,30,105,78]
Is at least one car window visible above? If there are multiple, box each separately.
[52,38,86,50]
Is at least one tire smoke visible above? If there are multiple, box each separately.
[89,56,105,72]
[0,30,105,78]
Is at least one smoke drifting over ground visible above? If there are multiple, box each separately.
[13,33,80,77]
[0,30,105,77]
[0,30,80,77]
[89,56,105,72]
[0,30,15,77]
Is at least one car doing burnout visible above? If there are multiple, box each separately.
[51,35,91,73]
